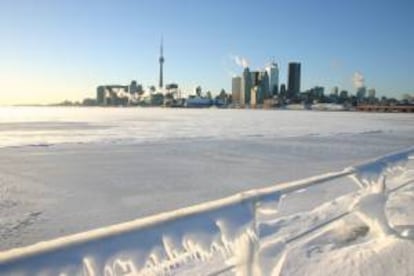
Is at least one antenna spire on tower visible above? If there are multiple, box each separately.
[160,35,164,57]
[159,36,165,89]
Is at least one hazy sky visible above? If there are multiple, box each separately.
[0,0,413,104]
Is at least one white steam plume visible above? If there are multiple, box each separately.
[352,72,365,88]
[232,55,249,68]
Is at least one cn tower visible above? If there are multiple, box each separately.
[159,37,165,89]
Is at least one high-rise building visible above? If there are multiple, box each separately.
[159,37,165,89]
[266,62,279,96]
[280,84,287,97]
[339,90,349,99]
[129,81,138,94]
[356,86,367,100]
[331,86,339,96]
[241,67,252,105]
[368,88,376,99]
[251,71,261,86]
[232,76,242,105]
[250,86,258,107]
[250,86,262,107]
[308,86,325,101]
[287,62,301,98]
[260,71,270,99]
[256,85,264,104]
[97,86,105,105]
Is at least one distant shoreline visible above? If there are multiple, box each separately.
[3,104,414,113]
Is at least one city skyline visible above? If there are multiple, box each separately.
[0,0,413,105]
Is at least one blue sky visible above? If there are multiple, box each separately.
[0,0,413,104]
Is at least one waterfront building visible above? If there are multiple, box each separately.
[266,61,279,96]
[97,86,105,105]
[251,71,261,86]
[250,86,258,107]
[96,85,129,106]
[287,62,301,99]
[260,71,270,99]
[256,85,264,104]
[144,93,164,106]
[368,88,376,99]
[241,67,252,106]
[339,90,349,99]
[280,84,287,98]
[195,86,202,97]
[308,86,325,102]
[129,81,138,94]
[232,76,242,105]
[314,86,325,99]
[356,86,367,100]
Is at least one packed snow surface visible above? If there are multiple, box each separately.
[0,107,413,275]
[0,147,413,275]
[0,106,412,148]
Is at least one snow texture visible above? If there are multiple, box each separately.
[0,107,413,275]
[0,148,413,275]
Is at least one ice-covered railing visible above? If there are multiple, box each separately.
[0,148,413,275]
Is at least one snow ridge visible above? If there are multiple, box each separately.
[0,147,413,275]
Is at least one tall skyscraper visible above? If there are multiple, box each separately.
[251,71,260,86]
[266,61,279,96]
[356,86,367,100]
[250,86,258,106]
[287,62,301,98]
[260,71,270,99]
[232,76,242,104]
[280,84,287,97]
[159,37,165,89]
[241,67,252,105]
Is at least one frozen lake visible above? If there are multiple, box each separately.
[0,107,413,250]
[0,106,413,148]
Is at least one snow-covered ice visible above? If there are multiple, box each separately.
[0,147,413,275]
[0,106,412,148]
[0,107,413,275]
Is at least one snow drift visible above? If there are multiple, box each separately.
[0,148,413,275]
